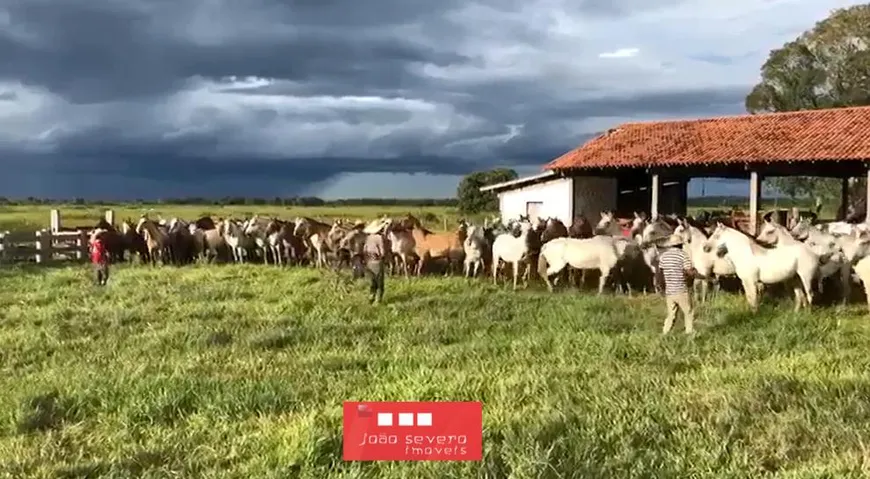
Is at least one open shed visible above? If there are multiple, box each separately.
[481,105,870,233]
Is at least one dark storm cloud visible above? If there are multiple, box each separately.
[0,0,764,199]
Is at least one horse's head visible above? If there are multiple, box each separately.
[639,217,673,248]
[594,210,616,234]
[789,216,813,241]
[517,219,534,236]
[756,219,784,246]
[265,219,282,236]
[292,217,306,236]
[702,222,729,256]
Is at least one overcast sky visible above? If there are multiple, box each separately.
[0,0,862,200]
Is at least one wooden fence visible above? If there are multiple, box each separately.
[0,229,90,264]
[0,209,115,265]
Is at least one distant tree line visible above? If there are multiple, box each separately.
[0,196,459,207]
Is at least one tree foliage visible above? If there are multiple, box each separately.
[456,168,518,214]
[746,4,870,215]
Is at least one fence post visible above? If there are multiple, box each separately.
[35,230,44,263]
[0,231,7,264]
[104,209,115,226]
[76,230,87,261]
[50,209,61,233]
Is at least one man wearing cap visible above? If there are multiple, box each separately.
[655,233,696,335]
[362,220,391,304]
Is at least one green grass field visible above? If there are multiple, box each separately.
[2,263,870,477]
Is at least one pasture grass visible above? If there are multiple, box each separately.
[1,264,870,477]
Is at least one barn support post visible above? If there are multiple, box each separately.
[650,173,660,218]
[749,171,760,235]
[865,168,870,223]
[839,178,849,220]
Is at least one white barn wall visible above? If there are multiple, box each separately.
[573,177,617,221]
[497,178,574,224]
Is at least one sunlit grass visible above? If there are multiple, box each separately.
[1,263,870,477]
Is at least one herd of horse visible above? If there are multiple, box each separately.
[85,208,870,312]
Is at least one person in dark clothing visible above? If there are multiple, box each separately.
[362,223,390,304]
[90,230,110,286]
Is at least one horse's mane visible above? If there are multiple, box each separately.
[405,215,434,235]
[721,223,768,254]
[681,216,708,237]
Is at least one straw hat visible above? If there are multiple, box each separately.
[658,233,684,247]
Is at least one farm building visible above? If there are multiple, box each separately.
[481,105,870,233]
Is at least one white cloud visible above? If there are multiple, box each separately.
[599,48,640,59]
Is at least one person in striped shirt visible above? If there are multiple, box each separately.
[655,234,696,335]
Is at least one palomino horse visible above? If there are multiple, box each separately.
[673,217,736,303]
[135,216,170,266]
[218,219,250,263]
[401,214,465,276]
[293,217,333,268]
[491,219,534,289]
[703,221,818,312]
[383,219,416,277]
[463,223,486,278]
[538,235,620,295]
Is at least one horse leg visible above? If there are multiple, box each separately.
[492,257,500,285]
[800,272,815,308]
[511,261,520,291]
[598,268,610,295]
[742,278,759,312]
[792,276,807,312]
[840,264,851,305]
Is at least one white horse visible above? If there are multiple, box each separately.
[537,235,620,295]
[820,221,870,237]
[673,218,736,303]
[703,221,817,311]
[491,220,533,290]
[463,224,486,278]
[219,219,250,263]
[790,216,870,303]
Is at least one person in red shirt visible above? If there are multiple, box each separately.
[90,230,110,286]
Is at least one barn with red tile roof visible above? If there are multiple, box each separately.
[482,106,870,233]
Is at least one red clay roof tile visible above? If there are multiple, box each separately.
[544,106,870,170]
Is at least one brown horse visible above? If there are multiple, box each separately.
[401,214,466,276]
[120,219,149,264]
[293,216,333,268]
[568,215,594,239]
[135,216,170,266]
[93,218,124,263]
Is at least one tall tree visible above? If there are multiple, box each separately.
[746,4,870,216]
[457,168,518,214]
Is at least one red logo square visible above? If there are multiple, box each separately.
[343,401,482,461]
